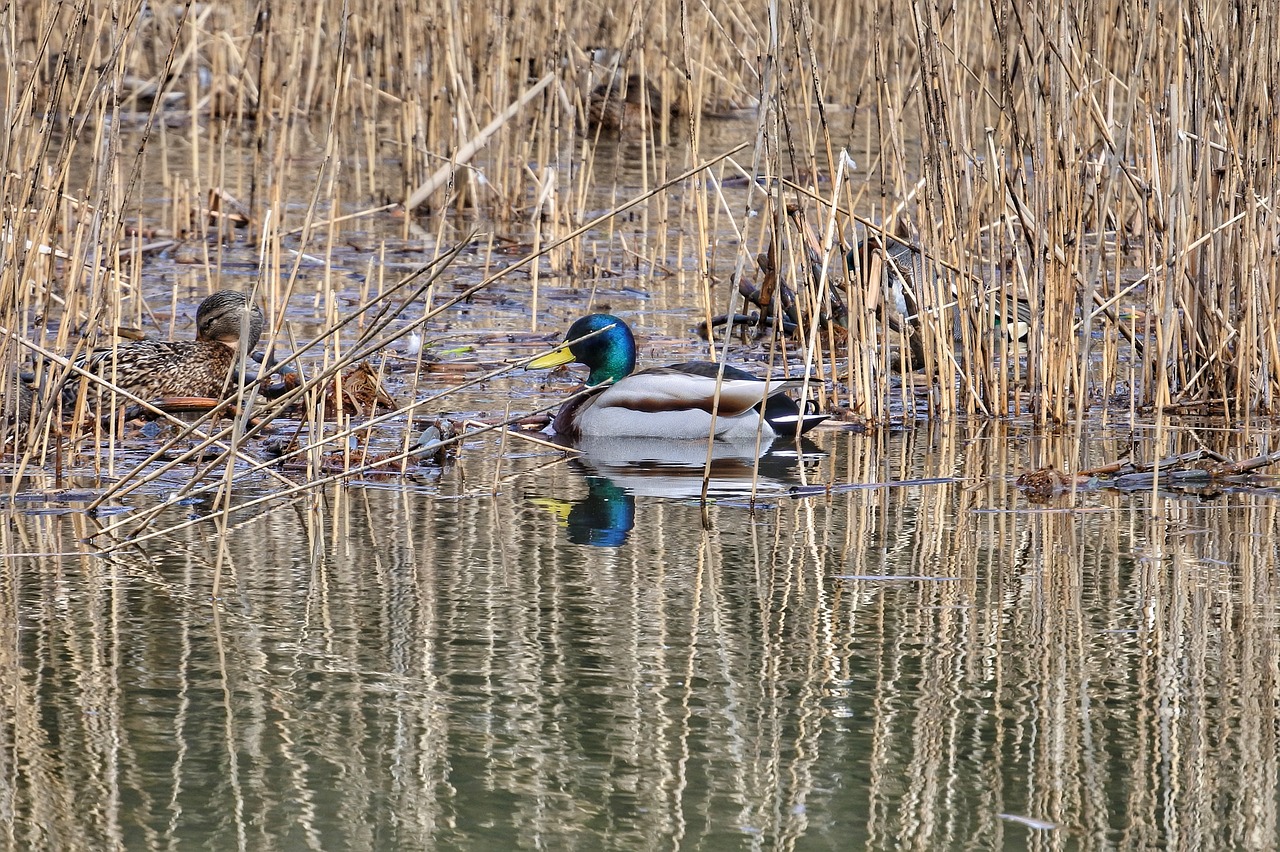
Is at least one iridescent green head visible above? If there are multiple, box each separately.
[529,314,637,386]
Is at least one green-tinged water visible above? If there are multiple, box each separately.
[4,425,1277,851]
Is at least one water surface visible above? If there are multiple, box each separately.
[5,423,1278,850]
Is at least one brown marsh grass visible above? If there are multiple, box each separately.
[2,0,1278,508]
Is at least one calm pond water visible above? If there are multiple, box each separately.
[5,111,1279,850]
[4,420,1279,850]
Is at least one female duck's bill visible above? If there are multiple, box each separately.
[529,314,827,442]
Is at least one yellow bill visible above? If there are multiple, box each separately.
[529,347,576,369]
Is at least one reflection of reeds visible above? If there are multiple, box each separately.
[4,424,1278,846]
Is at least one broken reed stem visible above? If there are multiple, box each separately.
[91,378,600,550]
[404,72,557,213]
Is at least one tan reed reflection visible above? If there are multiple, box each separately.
[2,422,1279,848]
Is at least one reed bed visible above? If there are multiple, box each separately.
[2,0,1278,507]
[2,3,1277,843]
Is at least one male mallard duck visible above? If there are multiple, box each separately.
[529,314,826,441]
[850,234,1031,342]
[71,290,265,405]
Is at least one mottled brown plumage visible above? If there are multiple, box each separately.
[2,376,35,447]
[76,290,265,403]
[586,74,674,132]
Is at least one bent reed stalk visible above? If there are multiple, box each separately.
[2,0,1277,508]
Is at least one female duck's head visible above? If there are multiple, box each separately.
[531,314,637,385]
[196,290,265,353]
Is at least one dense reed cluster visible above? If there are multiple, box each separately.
[2,5,1277,843]
[2,0,1277,486]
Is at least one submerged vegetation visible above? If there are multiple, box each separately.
[1,0,1277,494]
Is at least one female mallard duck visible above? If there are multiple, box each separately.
[72,290,265,404]
[529,314,826,441]
[586,73,677,133]
[2,374,35,446]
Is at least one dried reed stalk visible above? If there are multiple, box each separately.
[3,0,1278,512]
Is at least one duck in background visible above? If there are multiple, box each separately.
[1,372,35,449]
[529,313,826,441]
[586,73,676,132]
[850,233,1032,345]
[68,289,265,407]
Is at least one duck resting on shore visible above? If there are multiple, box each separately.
[529,314,826,441]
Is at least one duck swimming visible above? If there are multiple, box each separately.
[529,314,826,441]
[71,290,265,405]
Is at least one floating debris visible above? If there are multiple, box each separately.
[323,361,396,417]
[410,418,461,465]
[997,813,1058,831]
[1016,449,1280,500]
[1014,465,1085,501]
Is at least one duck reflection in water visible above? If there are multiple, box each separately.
[535,475,634,547]
[530,435,824,546]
